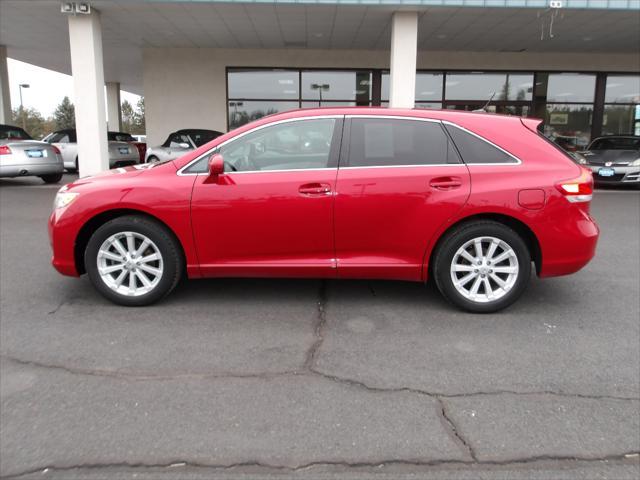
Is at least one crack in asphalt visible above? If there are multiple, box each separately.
[5,281,640,478]
[437,397,478,461]
[302,280,328,370]
[3,453,640,479]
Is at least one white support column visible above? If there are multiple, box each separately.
[106,82,122,131]
[68,10,109,177]
[389,11,418,109]
[0,46,12,124]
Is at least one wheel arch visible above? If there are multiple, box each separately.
[425,213,542,280]
[74,208,186,275]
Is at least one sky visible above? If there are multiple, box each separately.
[7,58,141,117]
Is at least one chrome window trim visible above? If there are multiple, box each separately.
[340,164,465,170]
[177,115,343,176]
[441,120,523,165]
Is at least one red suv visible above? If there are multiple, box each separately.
[49,108,599,312]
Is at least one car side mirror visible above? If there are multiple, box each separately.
[208,154,225,180]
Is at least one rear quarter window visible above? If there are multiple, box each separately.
[444,124,517,164]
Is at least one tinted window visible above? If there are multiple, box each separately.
[108,132,135,142]
[0,126,31,140]
[444,124,516,164]
[48,132,72,143]
[189,131,221,147]
[589,137,640,151]
[347,118,454,167]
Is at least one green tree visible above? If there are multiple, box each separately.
[11,107,47,138]
[134,97,145,134]
[120,97,145,134]
[121,99,135,133]
[53,96,75,129]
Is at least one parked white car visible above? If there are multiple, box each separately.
[145,129,222,163]
[43,129,140,172]
[0,124,64,183]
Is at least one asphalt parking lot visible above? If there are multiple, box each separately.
[1,174,639,479]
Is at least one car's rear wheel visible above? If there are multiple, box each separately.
[40,173,63,184]
[84,215,183,306]
[433,221,531,313]
[146,155,159,163]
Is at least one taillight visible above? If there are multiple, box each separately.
[0,145,12,155]
[556,167,593,203]
[51,145,61,154]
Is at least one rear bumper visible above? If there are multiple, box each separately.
[0,163,64,178]
[538,207,599,278]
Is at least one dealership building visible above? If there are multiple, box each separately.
[0,0,639,176]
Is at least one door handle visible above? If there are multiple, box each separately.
[430,176,463,190]
[299,183,332,196]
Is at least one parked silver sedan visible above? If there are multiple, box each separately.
[43,129,140,172]
[0,124,64,183]
[145,129,223,163]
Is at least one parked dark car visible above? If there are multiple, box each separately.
[579,136,640,187]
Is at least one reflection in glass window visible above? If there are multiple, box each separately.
[602,105,640,136]
[445,73,533,101]
[444,125,515,164]
[542,104,593,151]
[301,71,371,104]
[228,101,299,130]
[381,72,444,101]
[227,70,299,100]
[301,101,357,109]
[535,73,596,103]
[605,75,640,103]
[220,119,337,172]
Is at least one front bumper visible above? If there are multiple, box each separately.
[0,163,64,178]
[48,207,81,277]
[588,165,640,184]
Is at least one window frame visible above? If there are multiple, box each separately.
[178,115,344,176]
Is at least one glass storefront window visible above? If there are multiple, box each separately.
[228,70,298,100]
[301,71,371,104]
[301,101,358,108]
[602,104,640,136]
[228,101,299,130]
[543,104,593,151]
[381,72,443,102]
[535,73,596,103]
[445,73,533,101]
[605,75,640,103]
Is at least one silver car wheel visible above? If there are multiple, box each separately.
[450,236,519,304]
[96,231,164,297]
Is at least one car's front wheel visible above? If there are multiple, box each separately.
[433,221,531,313]
[84,215,183,306]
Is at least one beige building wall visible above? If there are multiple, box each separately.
[142,47,640,147]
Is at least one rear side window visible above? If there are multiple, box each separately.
[347,118,457,167]
[444,124,516,164]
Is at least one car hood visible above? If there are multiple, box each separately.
[63,162,169,191]
[585,149,640,165]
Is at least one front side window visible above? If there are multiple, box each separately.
[347,118,455,167]
[183,118,337,174]
[444,124,516,164]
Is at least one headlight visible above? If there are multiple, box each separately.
[53,191,79,209]
[630,159,640,166]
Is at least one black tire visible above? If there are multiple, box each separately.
[84,215,183,306]
[432,221,531,313]
[40,173,63,184]
[146,156,159,164]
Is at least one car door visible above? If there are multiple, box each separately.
[334,116,471,281]
[189,116,343,277]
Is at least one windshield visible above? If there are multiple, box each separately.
[589,137,640,151]
[190,131,222,147]
[0,126,32,140]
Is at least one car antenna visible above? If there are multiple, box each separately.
[473,92,496,112]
